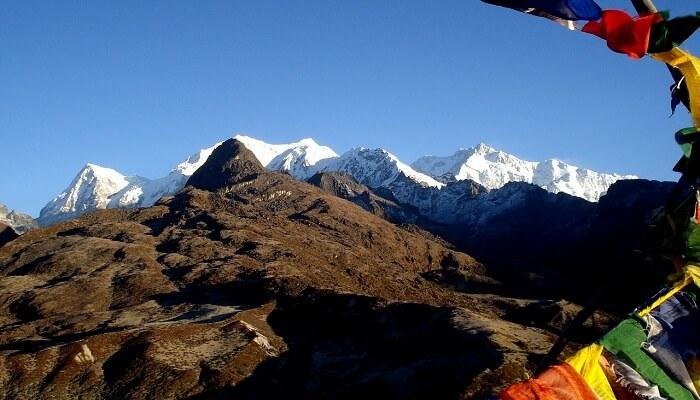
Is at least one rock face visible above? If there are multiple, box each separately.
[0,223,18,247]
[0,138,613,399]
[307,170,676,308]
[186,139,265,190]
[443,182,596,266]
[0,204,37,234]
[307,172,426,225]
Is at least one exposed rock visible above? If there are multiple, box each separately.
[0,223,18,247]
[72,343,95,364]
[0,204,37,234]
[307,171,375,201]
[307,171,425,224]
[186,139,265,191]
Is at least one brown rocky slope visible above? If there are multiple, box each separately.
[0,139,610,399]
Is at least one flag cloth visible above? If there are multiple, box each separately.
[582,10,663,59]
[642,314,700,399]
[686,214,700,262]
[671,76,689,116]
[481,0,601,21]
[649,14,700,54]
[689,264,700,286]
[500,363,599,400]
[652,47,700,128]
[638,264,700,317]
[638,274,693,317]
[565,343,616,400]
[600,318,695,400]
[608,357,666,400]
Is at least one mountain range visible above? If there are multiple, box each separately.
[411,143,635,202]
[0,138,627,398]
[0,138,678,398]
[32,135,635,228]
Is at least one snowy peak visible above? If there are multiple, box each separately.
[320,148,443,189]
[108,142,225,210]
[268,142,337,179]
[533,159,635,202]
[81,163,129,186]
[411,144,635,201]
[473,142,498,154]
[57,163,129,211]
[173,142,222,176]
[411,145,536,189]
[36,135,639,227]
[235,134,338,179]
[234,137,441,189]
[38,164,131,226]
[38,144,226,226]
[233,135,291,166]
[36,135,341,226]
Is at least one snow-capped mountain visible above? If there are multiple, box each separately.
[411,143,636,202]
[236,135,338,179]
[37,143,221,226]
[307,148,443,208]
[228,138,442,212]
[106,142,222,210]
[317,148,442,189]
[0,203,37,234]
[36,135,340,226]
[233,138,443,207]
[38,164,131,226]
[36,135,636,227]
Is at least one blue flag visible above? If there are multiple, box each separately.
[482,0,602,21]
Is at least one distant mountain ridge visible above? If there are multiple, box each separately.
[0,204,36,234]
[412,143,636,202]
[34,135,635,226]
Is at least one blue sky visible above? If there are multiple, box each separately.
[2,1,699,216]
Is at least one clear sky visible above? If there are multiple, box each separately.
[2,1,699,216]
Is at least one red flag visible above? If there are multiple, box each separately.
[583,10,663,59]
[500,363,599,400]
